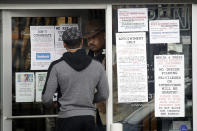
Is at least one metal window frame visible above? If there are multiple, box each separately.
[192,4,197,131]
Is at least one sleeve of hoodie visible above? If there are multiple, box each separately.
[42,64,58,107]
[93,65,109,103]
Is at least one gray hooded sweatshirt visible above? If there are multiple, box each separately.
[42,49,109,118]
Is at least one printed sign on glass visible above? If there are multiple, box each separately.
[30,26,55,70]
[149,20,180,44]
[15,72,35,102]
[35,72,47,102]
[118,8,148,32]
[116,32,148,103]
[155,55,185,117]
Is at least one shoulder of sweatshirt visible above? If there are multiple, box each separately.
[91,59,104,68]
[47,58,64,72]
[91,59,106,73]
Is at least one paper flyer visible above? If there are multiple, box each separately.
[15,72,35,102]
[118,8,148,32]
[155,55,185,117]
[30,26,55,70]
[35,72,47,102]
[116,32,148,103]
[149,20,180,44]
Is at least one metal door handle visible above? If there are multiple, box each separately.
[6,115,58,119]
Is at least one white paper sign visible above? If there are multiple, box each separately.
[116,32,148,103]
[15,72,35,102]
[149,20,180,44]
[155,55,185,117]
[30,26,55,70]
[54,24,78,59]
[35,72,47,102]
[118,8,148,32]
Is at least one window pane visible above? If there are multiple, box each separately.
[12,17,79,116]
[112,4,192,131]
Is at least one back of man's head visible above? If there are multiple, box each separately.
[62,27,82,49]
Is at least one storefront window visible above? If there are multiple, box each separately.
[112,4,192,131]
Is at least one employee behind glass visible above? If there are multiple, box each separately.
[84,19,107,124]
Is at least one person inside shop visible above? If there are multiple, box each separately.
[84,19,106,67]
[42,27,109,131]
[83,19,107,124]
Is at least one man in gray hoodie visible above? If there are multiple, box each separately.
[42,27,109,131]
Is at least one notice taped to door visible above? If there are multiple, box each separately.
[154,55,185,117]
[15,72,35,102]
[30,26,55,70]
[35,72,47,102]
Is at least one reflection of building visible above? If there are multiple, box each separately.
[0,1,196,131]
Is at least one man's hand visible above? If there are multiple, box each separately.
[96,101,106,113]
[53,101,58,108]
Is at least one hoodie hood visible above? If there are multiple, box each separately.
[62,49,92,71]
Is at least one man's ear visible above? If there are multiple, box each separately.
[63,42,68,49]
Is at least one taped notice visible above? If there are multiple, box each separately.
[155,55,185,117]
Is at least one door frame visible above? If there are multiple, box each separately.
[1,4,113,131]
[192,4,197,131]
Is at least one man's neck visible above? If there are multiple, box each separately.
[67,48,81,53]
[94,49,103,56]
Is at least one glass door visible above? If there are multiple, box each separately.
[2,8,108,131]
[112,4,193,131]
